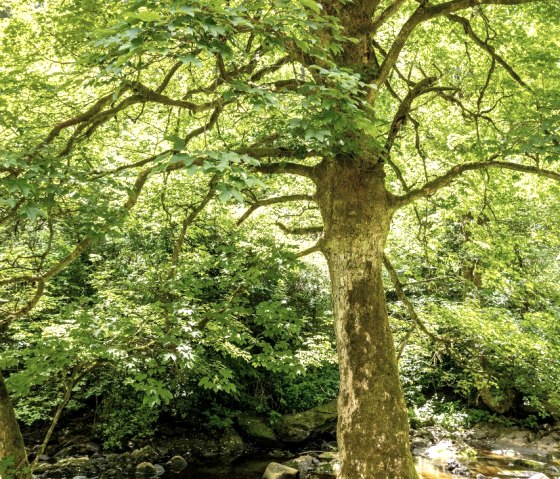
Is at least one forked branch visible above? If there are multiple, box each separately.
[237,194,315,225]
[368,0,539,104]
[394,158,560,207]
[446,14,533,94]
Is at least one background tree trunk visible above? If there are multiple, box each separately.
[317,159,418,479]
[0,373,31,479]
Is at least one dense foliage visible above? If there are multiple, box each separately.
[0,0,559,468]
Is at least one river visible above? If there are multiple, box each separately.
[155,451,560,479]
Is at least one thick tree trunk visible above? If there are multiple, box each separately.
[0,373,31,479]
[317,159,418,479]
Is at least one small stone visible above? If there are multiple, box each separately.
[135,462,157,476]
[38,454,50,462]
[476,474,486,479]
[528,474,551,479]
[154,464,165,476]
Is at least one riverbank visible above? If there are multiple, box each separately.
[23,409,560,479]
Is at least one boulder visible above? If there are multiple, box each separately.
[262,462,298,479]
[165,455,188,473]
[275,400,337,443]
[130,446,159,463]
[135,461,157,476]
[238,415,279,445]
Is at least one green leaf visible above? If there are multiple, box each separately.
[179,55,203,68]
[300,0,322,14]
[125,11,163,22]
[219,190,233,203]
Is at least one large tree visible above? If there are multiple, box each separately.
[1,0,559,478]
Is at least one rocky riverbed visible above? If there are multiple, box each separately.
[24,402,560,479]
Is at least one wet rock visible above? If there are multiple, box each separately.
[318,451,338,460]
[513,458,546,469]
[275,400,337,443]
[451,465,471,476]
[165,455,187,473]
[130,446,159,463]
[425,440,457,462]
[34,456,93,478]
[490,448,519,457]
[262,462,298,479]
[238,415,278,445]
[313,460,340,477]
[135,461,157,476]
[284,454,319,476]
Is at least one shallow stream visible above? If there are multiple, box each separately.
[155,450,560,479]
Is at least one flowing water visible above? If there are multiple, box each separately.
[155,451,560,479]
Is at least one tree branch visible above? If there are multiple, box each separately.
[296,240,324,258]
[446,14,533,94]
[394,158,560,207]
[256,160,317,179]
[371,0,409,34]
[0,169,152,322]
[237,194,315,226]
[276,223,324,235]
[383,77,438,156]
[368,0,539,104]
[383,253,474,368]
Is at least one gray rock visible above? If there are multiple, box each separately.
[284,455,319,476]
[528,474,550,479]
[131,446,158,463]
[154,464,165,476]
[475,474,486,479]
[275,400,337,443]
[135,462,157,476]
[262,462,298,479]
[34,457,93,478]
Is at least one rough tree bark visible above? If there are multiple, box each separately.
[316,158,418,479]
[0,373,31,479]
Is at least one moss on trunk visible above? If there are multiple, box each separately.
[316,158,418,479]
[0,373,31,479]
